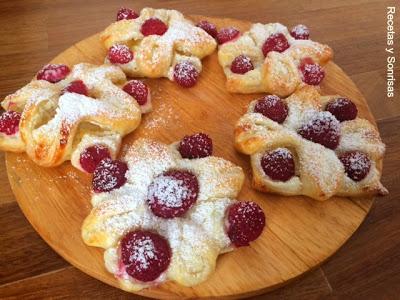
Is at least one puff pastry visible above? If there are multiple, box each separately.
[234,86,388,201]
[82,135,265,291]
[218,23,333,96]
[0,63,149,172]
[101,7,217,86]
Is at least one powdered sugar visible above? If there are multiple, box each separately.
[300,111,340,137]
[83,139,248,289]
[218,22,332,94]
[102,8,216,80]
[108,44,134,64]
[236,87,386,200]
[92,158,128,193]
[290,24,310,40]
[148,175,190,208]
[127,236,156,270]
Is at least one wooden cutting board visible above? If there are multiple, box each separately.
[5,16,377,299]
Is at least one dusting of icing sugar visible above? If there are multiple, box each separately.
[347,152,369,171]
[161,20,205,47]
[103,8,215,81]
[58,93,106,124]
[292,24,308,36]
[301,111,339,134]
[71,64,121,88]
[127,236,156,270]
[84,139,248,288]
[142,102,178,132]
[148,175,191,208]
[284,100,317,130]
[298,141,343,196]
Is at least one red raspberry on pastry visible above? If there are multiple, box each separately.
[261,148,295,181]
[254,95,288,124]
[290,24,310,40]
[226,201,265,247]
[107,45,134,64]
[120,230,171,282]
[325,97,358,122]
[141,18,168,36]
[298,112,340,149]
[123,80,150,106]
[299,57,325,85]
[62,80,88,96]
[147,170,199,218]
[178,133,213,159]
[173,61,199,88]
[339,151,371,181]
[37,64,70,83]
[92,158,128,193]
[262,33,290,57]
[0,111,21,136]
[230,55,254,74]
[217,27,240,44]
[80,145,111,173]
[116,7,139,21]
[196,20,218,39]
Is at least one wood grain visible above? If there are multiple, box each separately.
[0,1,399,299]
[4,14,384,298]
[0,202,68,285]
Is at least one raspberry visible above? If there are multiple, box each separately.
[299,58,325,85]
[196,20,218,38]
[262,33,290,57]
[178,133,213,159]
[61,80,88,96]
[147,170,199,219]
[107,45,134,64]
[339,151,371,181]
[230,55,254,74]
[116,7,139,21]
[37,64,70,83]
[92,158,128,193]
[298,112,340,149]
[216,27,240,44]
[79,145,111,173]
[261,148,295,181]
[140,18,168,36]
[290,24,310,40]
[254,95,288,124]
[226,201,265,247]
[0,111,21,136]
[173,61,199,88]
[123,80,149,106]
[120,230,171,282]
[325,97,358,122]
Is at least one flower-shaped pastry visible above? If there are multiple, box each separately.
[82,134,265,291]
[218,23,333,96]
[0,63,151,172]
[101,7,217,88]
[234,86,388,200]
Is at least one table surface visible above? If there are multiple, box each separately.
[0,0,399,299]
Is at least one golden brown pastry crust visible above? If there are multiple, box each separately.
[218,23,333,96]
[0,63,144,171]
[82,138,245,290]
[234,86,387,200]
[101,8,217,80]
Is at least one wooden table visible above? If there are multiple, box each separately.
[0,0,399,299]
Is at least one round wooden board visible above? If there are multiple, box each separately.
[6,16,377,299]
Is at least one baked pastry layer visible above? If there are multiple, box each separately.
[82,138,266,291]
[218,23,333,96]
[101,8,217,80]
[234,86,387,200]
[0,63,144,171]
